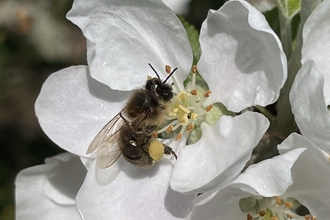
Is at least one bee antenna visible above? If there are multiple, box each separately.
[163,67,178,84]
[148,63,161,80]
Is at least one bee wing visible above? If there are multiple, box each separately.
[87,113,125,168]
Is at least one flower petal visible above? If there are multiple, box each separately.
[188,188,246,220]
[189,147,305,220]
[302,0,330,102]
[15,153,85,220]
[76,158,195,219]
[35,66,130,156]
[67,0,193,90]
[231,148,305,197]
[290,60,330,153]
[170,112,269,193]
[198,0,287,112]
[278,133,330,219]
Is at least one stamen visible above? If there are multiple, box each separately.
[152,131,158,138]
[271,216,279,220]
[247,213,253,220]
[275,197,282,205]
[287,213,293,219]
[206,105,213,112]
[259,210,266,216]
[175,133,182,141]
[284,202,294,208]
[166,125,173,133]
[191,89,198,96]
[165,65,171,74]
[186,124,194,132]
[204,90,212,97]
[191,65,197,73]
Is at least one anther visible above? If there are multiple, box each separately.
[166,125,173,133]
[152,131,158,138]
[165,65,171,74]
[206,105,213,112]
[271,216,279,220]
[259,210,266,216]
[191,65,197,73]
[247,213,253,220]
[191,89,198,96]
[186,124,194,132]
[175,133,182,141]
[204,90,212,97]
[275,197,282,205]
[284,202,294,208]
[287,214,293,219]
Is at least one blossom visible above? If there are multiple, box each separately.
[290,0,330,153]
[29,0,287,218]
[15,153,86,220]
[188,133,330,220]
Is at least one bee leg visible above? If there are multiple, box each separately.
[164,145,177,159]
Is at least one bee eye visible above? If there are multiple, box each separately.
[158,88,173,101]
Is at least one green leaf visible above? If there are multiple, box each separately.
[178,15,201,64]
[277,0,301,18]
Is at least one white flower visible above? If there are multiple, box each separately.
[189,133,330,220]
[290,0,330,153]
[15,153,86,220]
[32,0,286,218]
[162,0,192,15]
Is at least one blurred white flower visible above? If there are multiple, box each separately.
[15,153,86,220]
[189,133,330,219]
[245,0,276,12]
[290,0,330,153]
[162,0,192,14]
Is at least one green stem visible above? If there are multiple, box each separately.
[278,9,292,58]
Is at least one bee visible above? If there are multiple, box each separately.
[87,64,178,168]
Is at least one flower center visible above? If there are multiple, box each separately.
[239,196,316,220]
[157,65,222,143]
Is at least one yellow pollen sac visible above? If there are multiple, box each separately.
[190,112,198,120]
[190,89,198,96]
[275,197,282,205]
[287,213,293,219]
[151,131,158,138]
[186,124,194,132]
[165,65,171,74]
[204,90,212,97]
[259,210,266,216]
[175,133,182,141]
[284,201,294,208]
[191,65,197,73]
[166,125,173,133]
[148,140,164,162]
[206,105,213,112]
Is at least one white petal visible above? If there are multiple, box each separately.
[231,148,305,197]
[161,0,192,14]
[302,0,330,102]
[278,133,330,219]
[35,66,130,156]
[290,60,330,152]
[170,112,269,193]
[188,188,246,220]
[245,0,276,12]
[198,0,287,112]
[76,159,195,219]
[67,0,193,90]
[15,153,85,220]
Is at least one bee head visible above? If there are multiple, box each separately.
[147,63,178,102]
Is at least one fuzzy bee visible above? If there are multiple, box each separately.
[87,64,177,168]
